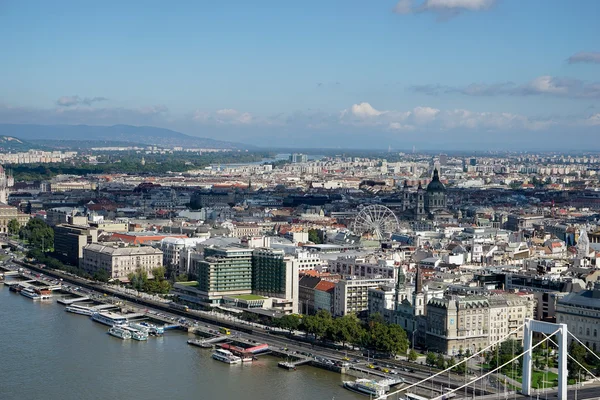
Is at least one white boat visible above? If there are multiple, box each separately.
[131,331,148,341]
[91,311,127,327]
[140,322,164,335]
[212,349,242,364]
[242,356,253,363]
[65,305,93,316]
[20,287,40,300]
[108,326,132,340]
[343,379,388,398]
[121,325,149,341]
[128,323,151,333]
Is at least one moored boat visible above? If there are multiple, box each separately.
[92,311,127,327]
[343,378,388,398]
[108,326,132,340]
[65,304,94,316]
[20,287,40,300]
[212,349,241,364]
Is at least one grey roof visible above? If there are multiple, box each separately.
[83,243,162,256]
[558,289,600,309]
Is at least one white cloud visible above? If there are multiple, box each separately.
[583,113,600,126]
[568,52,600,64]
[411,106,440,124]
[56,95,108,107]
[410,76,600,99]
[394,0,496,17]
[193,108,254,125]
[350,102,384,117]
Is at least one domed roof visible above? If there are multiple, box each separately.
[426,169,446,193]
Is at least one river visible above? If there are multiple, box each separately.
[0,284,361,400]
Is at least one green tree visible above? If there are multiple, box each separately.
[329,314,363,347]
[308,229,323,244]
[436,353,446,369]
[313,310,332,340]
[7,219,20,235]
[20,218,54,251]
[93,269,110,283]
[568,341,589,379]
[277,314,301,337]
[426,352,437,367]
[408,349,419,362]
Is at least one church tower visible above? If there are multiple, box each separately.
[402,180,410,211]
[0,165,8,204]
[416,183,425,220]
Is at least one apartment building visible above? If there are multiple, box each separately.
[333,277,395,316]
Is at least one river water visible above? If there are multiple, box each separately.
[0,284,361,400]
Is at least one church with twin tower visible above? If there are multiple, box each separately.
[398,168,449,221]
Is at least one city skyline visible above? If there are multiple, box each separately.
[1,0,599,149]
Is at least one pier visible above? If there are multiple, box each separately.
[57,296,90,305]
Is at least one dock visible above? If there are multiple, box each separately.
[277,358,312,370]
[57,296,90,305]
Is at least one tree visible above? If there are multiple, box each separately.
[568,341,589,379]
[93,269,110,283]
[308,229,323,244]
[277,314,301,337]
[386,324,409,357]
[408,349,419,362]
[313,310,332,340]
[426,352,437,367]
[329,314,364,348]
[436,353,446,369]
[20,218,54,251]
[7,219,20,235]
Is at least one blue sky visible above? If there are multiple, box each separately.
[1,0,599,149]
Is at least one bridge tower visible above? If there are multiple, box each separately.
[522,319,568,399]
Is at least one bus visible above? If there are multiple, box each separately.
[219,327,231,335]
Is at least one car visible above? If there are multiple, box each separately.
[367,364,375,369]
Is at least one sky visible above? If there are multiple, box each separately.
[1,0,599,150]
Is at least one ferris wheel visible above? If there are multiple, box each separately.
[352,205,400,240]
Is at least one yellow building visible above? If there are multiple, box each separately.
[0,203,30,233]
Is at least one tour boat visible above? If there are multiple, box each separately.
[343,379,388,398]
[212,349,242,364]
[20,287,40,299]
[121,325,149,341]
[108,326,132,340]
[92,311,128,327]
[65,304,94,316]
[128,323,151,334]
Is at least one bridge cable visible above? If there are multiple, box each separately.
[429,329,558,400]
[542,333,600,384]
[568,331,600,364]
[385,322,526,398]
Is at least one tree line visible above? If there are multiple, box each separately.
[274,311,409,357]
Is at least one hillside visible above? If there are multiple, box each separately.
[0,136,44,152]
[0,124,251,150]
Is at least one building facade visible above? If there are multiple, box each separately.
[556,282,600,352]
[81,243,163,280]
[426,294,534,355]
[252,247,299,313]
[195,247,254,305]
[54,224,98,266]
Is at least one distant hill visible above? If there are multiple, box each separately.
[0,124,251,150]
[32,139,147,150]
[0,136,44,152]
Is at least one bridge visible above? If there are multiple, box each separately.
[385,319,600,400]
